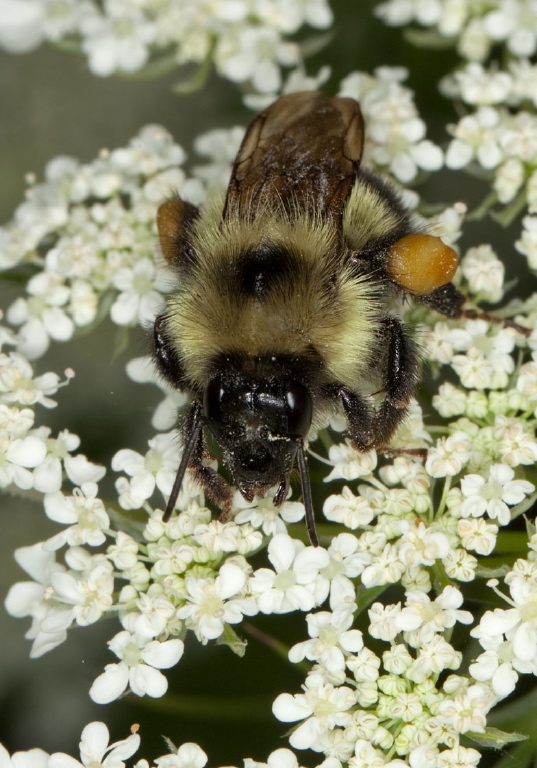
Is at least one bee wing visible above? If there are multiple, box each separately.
[224,91,364,222]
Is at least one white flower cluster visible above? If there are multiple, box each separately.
[375,0,537,61]
[0,124,199,360]
[0,334,104,497]
[0,720,309,768]
[2,74,537,768]
[470,537,537,699]
[338,67,443,183]
[444,106,537,219]
[374,1,537,278]
[0,0,331,94]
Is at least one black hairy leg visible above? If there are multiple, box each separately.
[338,387,374,451]
[163,401,234,523]
[418,283,531,337]
[339,316,420,451]
[370,316,420,446]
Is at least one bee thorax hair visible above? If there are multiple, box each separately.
[163,196,382,389]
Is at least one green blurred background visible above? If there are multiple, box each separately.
[0,2,517,765]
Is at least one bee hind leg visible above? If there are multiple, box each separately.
[418,282,531,337]
[339,316,420,452]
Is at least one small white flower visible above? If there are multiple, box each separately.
[107,531,140,571]
[516,214,537,269]
[483,2,537,57]
[0,351,60,407]
[432,382,466,418]
[450,62,512,106]
[4,542,68,657]
[460,464,534,525]
[443,548,478,582]
[154,743,208,768]
[90,630,184,703]
[324,533,370,609]
[494,158,525,204]
[44,482,109,549]
[112,431,181,508]
[272,672,356,750]
[473,576,537,670]
[396,587,473,646]
[437,682,494,734]
[128,585,177,640]
[288,605,363,674]
[8,272,75,358]
[80,7,155,77]
[177,563,257,642]
[469,640,521,699]
[0,432,47,490]
[110,257,168,326]
[233,490,305,538]
[494,416,537,466]
[360,543,405,588]
[324,442,377,482]
[250,534,330,614]
[446,107,503,170]
[460,244,505,302]
[49,721,140,768]
[368,601,401,642]
[426,321,468,365]
[397,521,451,568]
[193,520,242,553]
[216,25,298,93]
[323,486,375,529]
[457,517,498,556]
[407,635,462,683]
[425,431,471,477]
[438,745,481,768]
[50,555,114,627]
[0,744,49,768]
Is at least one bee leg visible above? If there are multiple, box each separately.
[370,316,420,446]
[163,401,233,522]
[415,282,466,318]
[187,435,234,522]
[339,388,375,451]
[339,316,419,451]
[418,283,531,337]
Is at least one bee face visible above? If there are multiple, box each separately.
[202,368,313,503]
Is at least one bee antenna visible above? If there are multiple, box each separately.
[162,405,202,523]
[296,437,319,547]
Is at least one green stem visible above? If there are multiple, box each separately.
[466,190,499,221]
[434,476,452,520]
[241,621,310,674]
[491,190,528,227]
[355,583,389,614]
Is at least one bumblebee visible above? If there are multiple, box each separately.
[152,91,517,545]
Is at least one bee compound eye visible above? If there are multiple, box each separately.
[285,383,312,438]
[153,315,183,383]
[203,376,225,420]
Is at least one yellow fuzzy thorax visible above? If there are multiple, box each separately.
[164,195,381,389]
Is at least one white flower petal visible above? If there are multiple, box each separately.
[141,638,184,669]
[90,663,129,704]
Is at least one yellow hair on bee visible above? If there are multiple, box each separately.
[343,175,406,250]
[164,194,381,390]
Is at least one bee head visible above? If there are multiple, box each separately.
[202,368,313,504]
